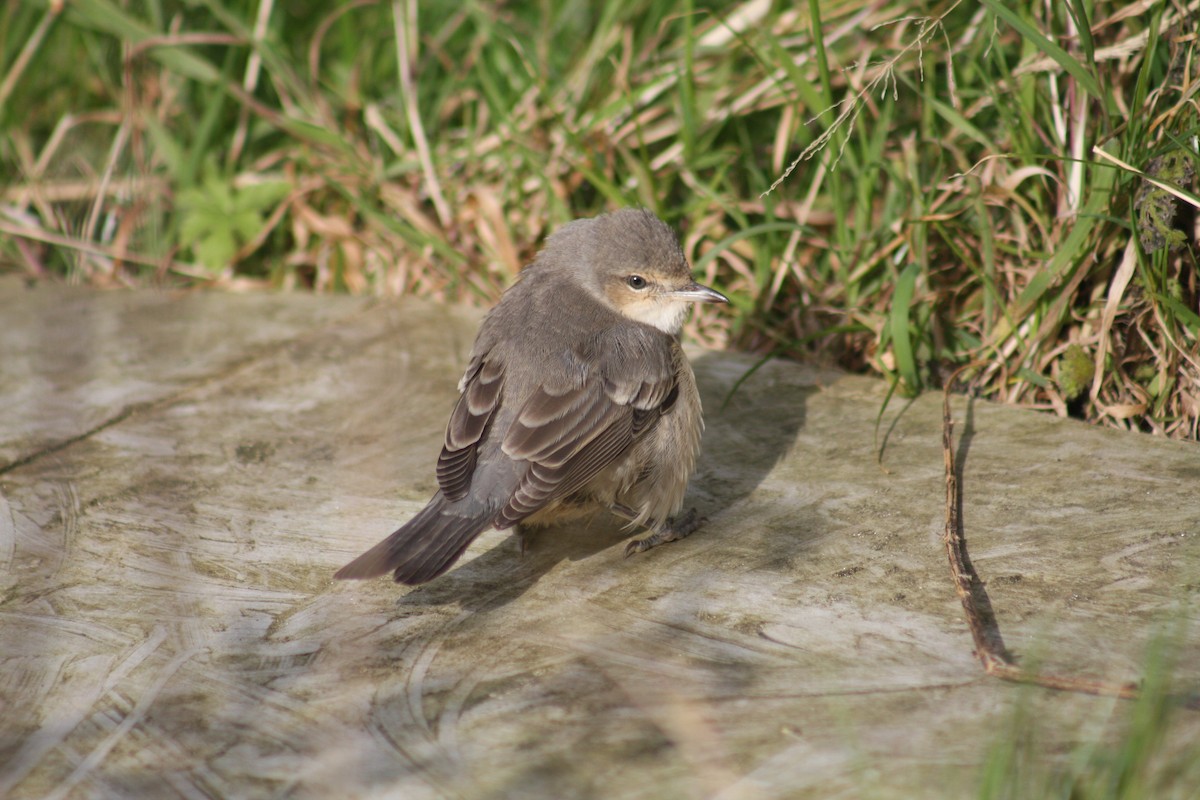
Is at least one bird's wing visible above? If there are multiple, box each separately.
[436,355,504,501]
[494,328,678,528]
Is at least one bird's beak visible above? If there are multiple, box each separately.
[669,281,729,304]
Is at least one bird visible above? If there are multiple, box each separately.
[334,208,728,585]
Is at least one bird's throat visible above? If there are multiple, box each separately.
[620,298,690,334]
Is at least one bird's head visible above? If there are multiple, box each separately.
[542,208,728,335]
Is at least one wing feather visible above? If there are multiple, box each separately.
[495,406,634,527]
[502,383,611,465]
[492,328,680,529]
[437,356,504,501]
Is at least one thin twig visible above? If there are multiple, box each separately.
[0,217,207,279]
[2,176,169,204]
[393,0,452,228]
[941,365,1143,702]
[230,0,276,166]
[762,0,965,196]
[0,5,58,109]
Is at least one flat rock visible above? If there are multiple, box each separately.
[1,275,1197,798]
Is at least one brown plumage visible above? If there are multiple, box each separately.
[334,208,727,585]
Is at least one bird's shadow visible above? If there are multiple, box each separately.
[395,350,812,614]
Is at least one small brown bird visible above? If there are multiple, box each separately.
[335,208,727,585]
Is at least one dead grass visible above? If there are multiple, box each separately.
[1,0,1197,438]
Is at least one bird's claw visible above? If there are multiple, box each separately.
[623,508,705,557]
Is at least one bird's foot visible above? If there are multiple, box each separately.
[623,508,705,557]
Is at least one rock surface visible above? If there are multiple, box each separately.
[1,276,1197,798]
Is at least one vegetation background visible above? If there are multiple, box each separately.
[1,0,1197,442]
[2,2,1198,794]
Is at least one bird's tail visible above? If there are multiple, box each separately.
[334,494,495,585]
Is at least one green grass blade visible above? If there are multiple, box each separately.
[889,262,921,392]
[692,222,810,273]
[978,0,1102,100]
[62,0,220,83]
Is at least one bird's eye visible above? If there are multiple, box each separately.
[627,275,647,290]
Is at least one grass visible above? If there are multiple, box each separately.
[1,0,1198,439]
[976,622,1200,800]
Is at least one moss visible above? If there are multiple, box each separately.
[1135,150,1196,253]
[1057,344,1094,401]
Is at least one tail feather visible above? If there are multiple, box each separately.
[334,494,495,585]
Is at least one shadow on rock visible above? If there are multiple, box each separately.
[688,350,811,514]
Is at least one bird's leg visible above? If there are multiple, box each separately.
[618,507,705,557]
[514,524,531,556]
